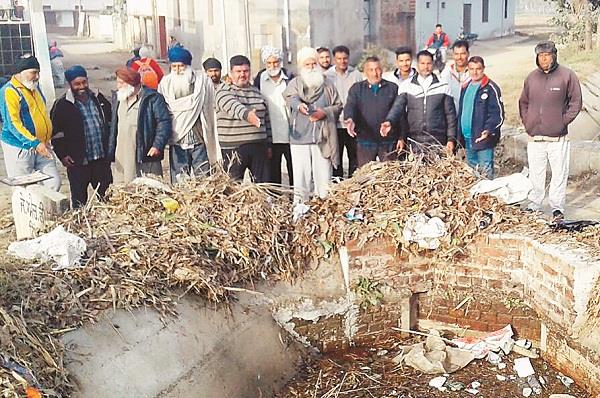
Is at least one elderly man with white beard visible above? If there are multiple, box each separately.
[158,47,218,183]
[0,55,61,191]
[255,46,294,186]
[107,68,172,184]
[283,47,342,202]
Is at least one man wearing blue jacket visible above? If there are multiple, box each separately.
[457,56,504,179]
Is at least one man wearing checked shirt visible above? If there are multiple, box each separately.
[51,65,113,208]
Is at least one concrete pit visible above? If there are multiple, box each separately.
[65,231,600,397]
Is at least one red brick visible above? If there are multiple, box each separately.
[466,309,481,320]
[428,314,457,324]
[479,246,507,258]
[457,276,472,288]
[484,279,504,290]
[541,262,559,277]
[479,310,497,323]
[496,313,513,325]
[368,321,384,333]
[487,258,504,268]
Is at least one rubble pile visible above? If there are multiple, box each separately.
[1,157,599,396]
[276,330,589,398]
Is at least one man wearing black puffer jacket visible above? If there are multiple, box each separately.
[51,65,112,208]
[382,50,457,155]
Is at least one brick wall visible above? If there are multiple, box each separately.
[286,233,600,394]
[378,0,415,49]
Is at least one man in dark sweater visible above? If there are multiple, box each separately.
[344,56,400,167]
[215,55,271,182]
[51,65,112,208]
[519,41,582,220]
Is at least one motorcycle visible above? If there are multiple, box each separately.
[425,47,446,72]
[458,29,478,46]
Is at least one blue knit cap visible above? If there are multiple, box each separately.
[168,47,192,65]
[64,65,87,82]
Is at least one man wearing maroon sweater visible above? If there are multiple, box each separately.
[519,41,582,221]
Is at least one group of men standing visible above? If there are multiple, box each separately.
[0,37,582,220]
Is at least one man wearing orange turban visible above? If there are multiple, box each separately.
[107,68,172,183]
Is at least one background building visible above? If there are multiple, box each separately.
[118,0,516,72]
[415,0,516,49]
[122,0,365,72]
[43,0,112,35]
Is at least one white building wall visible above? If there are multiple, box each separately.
[123,0,363,74]
[415,0,516,50]
[43,0,111,11]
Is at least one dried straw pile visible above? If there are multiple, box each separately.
[1,157,599,397]
[293,156,510,261]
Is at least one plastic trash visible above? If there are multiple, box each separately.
[345,207,364,222]
[515,339,532,349]
[552,219,598,232]
[453,324,515,358]
[25,387,42,398]
[160,197,179,214]
[428,376,447,390]
[402,214,447,250]
[527,375,543,395]
[393,331,475,374]
[446,381,465,391]
[557,373,574,388]
[8,225,86,270]
[514,357,536,378]
[479,212,493,229]
[292,203,310,222]
[496,375,507,381]
[130,176,174,192]
[469,171,533,204]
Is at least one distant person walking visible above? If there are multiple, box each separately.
[0,55,61,191]
[457,56,504,179]
[519,41,582,221]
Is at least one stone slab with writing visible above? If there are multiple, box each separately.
[0,170,51,186]
[11,186,69,240]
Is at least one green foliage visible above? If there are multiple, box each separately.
[352,276,384,309]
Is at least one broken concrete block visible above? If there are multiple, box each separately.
[11,185,69,240]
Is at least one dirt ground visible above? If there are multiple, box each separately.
[276,331,589,398]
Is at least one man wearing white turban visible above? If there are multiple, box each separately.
[255,46,294,185]
[283,47,342,202]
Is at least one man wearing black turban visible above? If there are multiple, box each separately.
[50,65,113,208]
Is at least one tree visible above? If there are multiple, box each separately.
[547,0,600,49]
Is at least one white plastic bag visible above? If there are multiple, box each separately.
[403,214,447,250]
[470,171,532,205]
[8,225,87,270]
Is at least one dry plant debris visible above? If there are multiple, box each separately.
[275,331,590,398]
[0,156,599,396]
